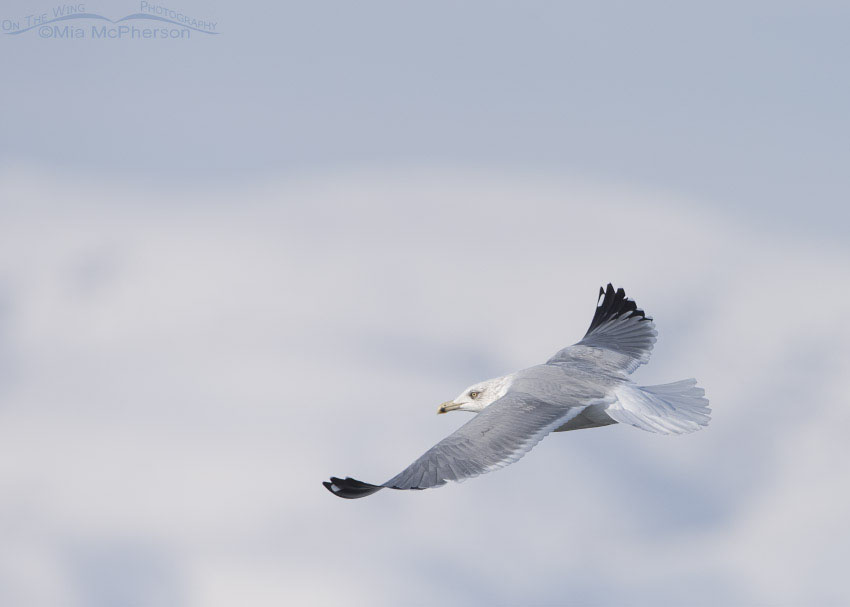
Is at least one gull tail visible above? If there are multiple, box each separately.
[323,476,384,499]
[607,379,711,435]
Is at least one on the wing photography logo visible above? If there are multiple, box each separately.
[2,2,219,40]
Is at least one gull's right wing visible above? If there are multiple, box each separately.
[547,283,657,374]
[323,392,579,499]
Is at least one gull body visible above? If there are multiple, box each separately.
[325,284,710,499]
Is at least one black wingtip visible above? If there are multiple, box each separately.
[585,283,650,336]
[323,476,384,499]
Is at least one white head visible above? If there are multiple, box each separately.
[437,375,513,414]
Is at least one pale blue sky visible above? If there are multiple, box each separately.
[2,1,849,239]
[1,3,850,607]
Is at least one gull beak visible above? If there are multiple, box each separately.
[438,401,461,414]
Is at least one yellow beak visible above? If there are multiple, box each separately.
[437,401,461,414]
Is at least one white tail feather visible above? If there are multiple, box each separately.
[607,379,711,435]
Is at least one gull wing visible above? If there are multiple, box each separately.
[547,283,657,374]
[323,392,579,499]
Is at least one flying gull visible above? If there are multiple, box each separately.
[324,284,710,499]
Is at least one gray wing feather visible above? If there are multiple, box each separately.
[547,284,657,374]
[383,392,577,490]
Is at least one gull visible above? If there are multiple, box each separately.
[323,284,710,499]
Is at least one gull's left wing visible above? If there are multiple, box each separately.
[323,392,579,499]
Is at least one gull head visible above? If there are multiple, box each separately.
[438,374,513,414]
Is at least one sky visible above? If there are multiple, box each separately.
[1,2,849,606]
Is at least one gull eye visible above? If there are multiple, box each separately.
[469,391,480,399]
